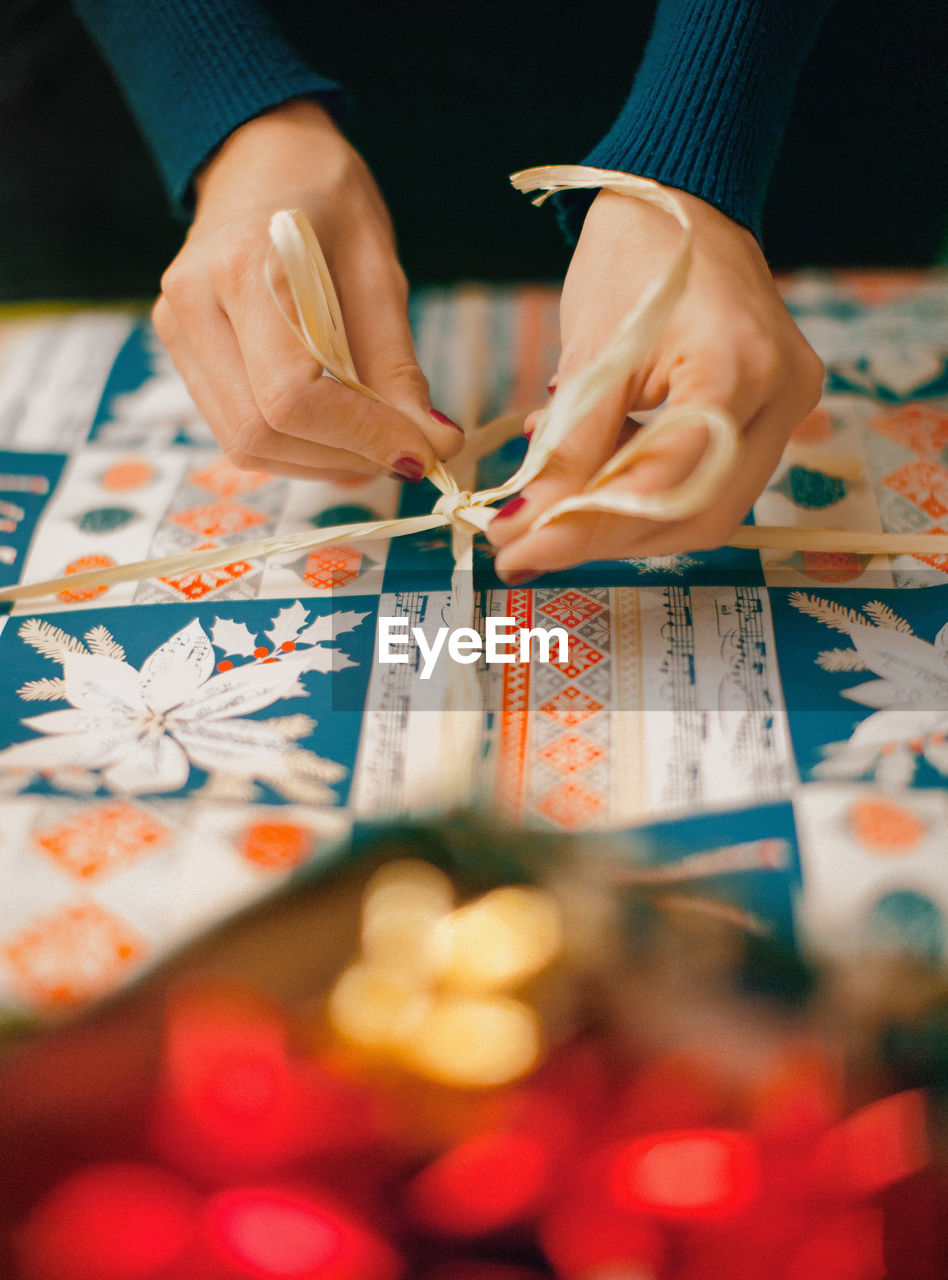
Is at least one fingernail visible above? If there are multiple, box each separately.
[493,494,527,521]
[391,455,426,482]
[523,427,533,442]
[504,569,539,587]
[547,380,557,395]
[429,408,463,431]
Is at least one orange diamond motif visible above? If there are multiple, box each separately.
[240,821,312,870]
[537,780,604,829]
[538,732,604,775]
[539,590,603,629]
[159,542,255,599]
[187,457,275,498]
[5,903,145,1007]
[303,544,362,589]
[870,405,948,462]
[881,462,948,520]
[539,685,604,727]
[34,802,171,882]
[551,636,605,680]
[170,501,269,538]
[910,526,948,576]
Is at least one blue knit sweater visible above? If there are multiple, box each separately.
[72,0,832,240]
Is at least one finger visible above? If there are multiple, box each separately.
[492,338,775,575]
[486,375,632,545]
[153,297,386,482]
[174,254,440,478]
[331,235,464,459]
[493,391,802,579]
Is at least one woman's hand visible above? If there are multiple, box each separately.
[487,187,824,580]
[152,100,462,484]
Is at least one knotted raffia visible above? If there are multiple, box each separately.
[2,165,945,604]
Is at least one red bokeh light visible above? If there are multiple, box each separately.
[406,1130,551,1236]
[537,1194,665,1278]
[15,1161,198,1280]
[203,1187,402,1280]
[608,1129,760,1220]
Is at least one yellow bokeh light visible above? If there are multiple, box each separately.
[432,886,563,993]
[361,860,455,924]
[327,963,431,1051]
[404,993,542,1087]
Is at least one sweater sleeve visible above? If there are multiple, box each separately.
[71,0,347,218]
[559,0,834,242]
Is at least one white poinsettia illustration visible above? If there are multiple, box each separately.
[1,603,367,801]
[791,592,948,788]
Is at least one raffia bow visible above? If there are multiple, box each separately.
[2,163,945,619]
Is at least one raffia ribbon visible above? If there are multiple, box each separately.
[2,163,945,619]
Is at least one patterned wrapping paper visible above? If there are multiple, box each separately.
[0,273,946,1017]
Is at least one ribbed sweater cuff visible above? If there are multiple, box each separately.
[73,0,347,218]
[557,0,833,243]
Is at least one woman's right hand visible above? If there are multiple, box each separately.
[152,99,463,484]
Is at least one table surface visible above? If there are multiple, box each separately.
[0,270,946,1020]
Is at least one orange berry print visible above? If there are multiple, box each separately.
[100,458,155,491]
[849,796,925,856]
[239,821,312,871]
[56,554,116,603]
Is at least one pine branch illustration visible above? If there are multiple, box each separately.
[281,748,347,783]
[816,647,868,673]
[862,601,914,634]
[264,714,317,741]
[18,617,88,662]
[788,591,869,635]
[84,625,127,661]
[17,676,67,701]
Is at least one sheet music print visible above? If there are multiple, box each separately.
[0,312,134,450]
[350,590,458,816]
[637,585,792,818]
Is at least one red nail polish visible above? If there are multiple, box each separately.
[523,428,534,442]
[429,408,463,431]
[392,456,426,482]
[505,569,538,587]
[493,494,526,521]
[547,381,557,395]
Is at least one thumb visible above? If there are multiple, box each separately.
[339,257,464,459]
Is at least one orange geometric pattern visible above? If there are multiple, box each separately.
[538,589,603,629]
[496,589,533,815]
[537,779,604,829]
[34,802,171,881]
[537,732,604,775]
[880,461,948,520]
[551,636,605,680]
[169,502,268,538]
[539,685,604,728]
[101,458,156,491]
[239,821,312,871]
[848,796,926,855]
[187,457,275,498]
[909,526,948,576]
[158,542,255,599]
[870,405,948,462]
[303,545,362,590]
[4,902,145,1007]
[56,554,116,603]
